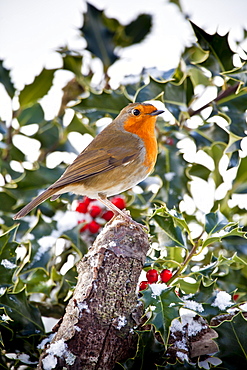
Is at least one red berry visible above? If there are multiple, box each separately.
[83,197,93,206]
[139,281,149,291]
[78,220,88,232]
[102,210,114,221]
[88,220,101,233]
[76,202,88,213]
[166,137,174,146]
[233,294,239,301]
[111,197,126,210]
[160,269,173,283]
[89,205,102,218]
[146,269,159,284]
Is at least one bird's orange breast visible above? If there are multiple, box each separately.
[123,115,157,173]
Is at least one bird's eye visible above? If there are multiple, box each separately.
[132,108,141,116]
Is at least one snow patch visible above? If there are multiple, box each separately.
[182,296,204,313]
[240,303,247,312]
[41,337,76,369]
[176,351,189,362]
[212,291,233,311]
[109,241,116,247]
[116,316,127,330]
[77,301,90,314]
[37,333,56,349]
[150,283,167,296]
[1,259,17,269]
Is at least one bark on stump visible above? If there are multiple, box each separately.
[38,216,149,370]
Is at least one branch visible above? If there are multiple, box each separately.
[38,216,149,370]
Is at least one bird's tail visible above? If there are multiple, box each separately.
[13,188,59,220]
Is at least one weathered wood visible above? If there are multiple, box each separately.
[38,216,149,370]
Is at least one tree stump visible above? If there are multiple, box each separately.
[38,216,149,370]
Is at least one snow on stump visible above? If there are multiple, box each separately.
[38,215,149,370]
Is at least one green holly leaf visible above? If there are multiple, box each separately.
[118,14,152,47]
[73,90,131,117]
[19,68,56,108]
[62,53,83,77]
[81,3,118,70]
[0,190,17,213]
[205,211,229,235]
[65,112,96,136]
[0,226,19,286]
[213,312,247,369]
[0,288,44,337]
[232,156,247,193]
[0,60,15,98]
[219,91,247,137]
[119,329,164,369]
[152,207,187,248]
[203,212,246,248]
[17,103,45,126]
[186,164,211,181]
[191,21,235,72]
[140,286,182,345]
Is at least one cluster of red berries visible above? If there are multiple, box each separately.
[139,268,173,291]
[76,196,126,234]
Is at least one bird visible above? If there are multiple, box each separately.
[13,102,164,222]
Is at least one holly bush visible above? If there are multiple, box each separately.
[1,2,247,369]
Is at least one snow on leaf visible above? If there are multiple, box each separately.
[140,286,183,345]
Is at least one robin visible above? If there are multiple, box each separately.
[13,102,164,221]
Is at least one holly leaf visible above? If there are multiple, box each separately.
[152,207,187,248]
[0,60,15,98]
[19,68,56,107]
[0,226,19,286]
[232,156,247,193]
[81,3,118,70]
[140,286,182,345]
[213,312,247,369]
[17,103,45,126]
[0,288,44,337]
[73,90,130,117]
[119,14,152,47]
[205,211,229,235]
[119,329,164,369]
[191,21,235,72]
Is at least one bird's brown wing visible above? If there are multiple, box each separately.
[50,146,140,190]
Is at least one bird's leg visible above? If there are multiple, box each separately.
[98,193,148,231]
[98,193,131,222]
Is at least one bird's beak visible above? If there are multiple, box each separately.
[148,109,164,116]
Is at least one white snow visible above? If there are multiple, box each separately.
[42,354,58,370]
[53,210,79,233]
[116,316,127,330]
[109,241,116,247]
[240,303,247,312]
[176,340,188,351]
[199,357,222,369]
[176,351,189,362]
[37,333,56,349]
[1,259,17,269]
[164,172,175,182]
[150,283,167,297]
[170,318,183,333]
[171,309,207,337]
[212,291,233,311]
[77,301,90,313]
[42,339,67,370]
[182,298,204,313]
